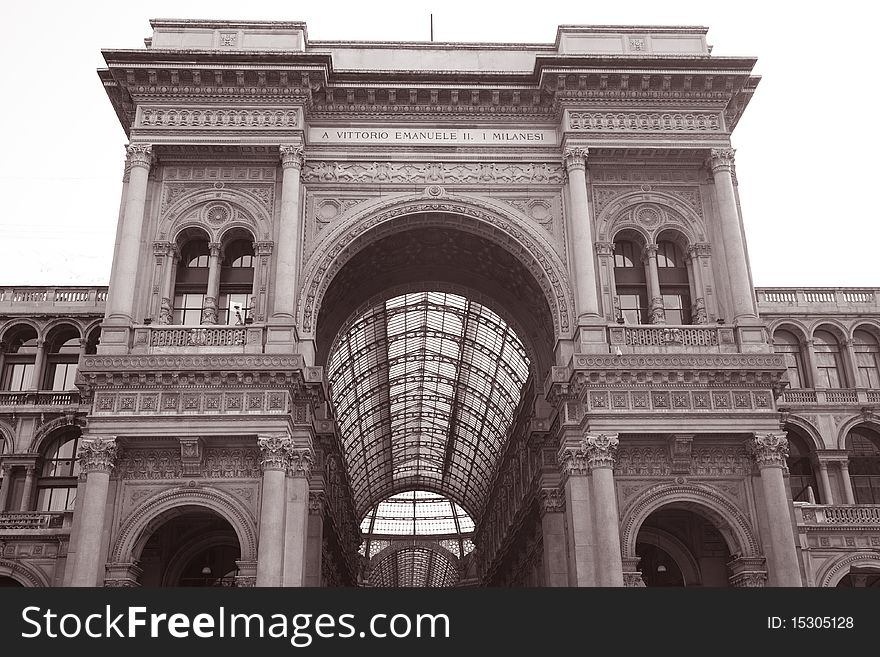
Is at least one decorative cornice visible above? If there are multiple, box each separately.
[300,161,565,185]
[538,487,565,515]
[78,437,118,475]
[585,433,619,469]
[563,147,588,171]
[749,432,789,468]
[258,433,291,471]
[569,111,722,132]
[279,144,305,170]
[287,448,313,479]
[125,144,153,170]
[709,148,735,173]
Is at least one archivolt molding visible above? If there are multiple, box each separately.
[818,552,880,587]
[596,189,705,245]
[0,558,50,587]
[835,416,880,450]
[0,419,16,454]
[296,193,574,340]
[0,559,49,587]
[109,485,258,564]
[158,188,272,243]
[781,414,825,453]
[28,415,86,453]
[620,481,761,559]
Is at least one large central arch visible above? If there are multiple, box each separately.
[296,193,575,345]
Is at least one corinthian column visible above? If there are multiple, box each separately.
[709,149,757,321]
[585,433,624,587]
[256,434,291,586]
[563,147,601,320]
[105,144,153,324]
[557,442,596,586]
[69,437,118,586]
[283,448,313,586]
[272,145,305,322]
[538,488,569,586]
[201,242,223,324]
[748,433,802,586]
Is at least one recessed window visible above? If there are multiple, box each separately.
[36,431,81,512]
[846,428,880,504]
[773,330,807,389]
[813,330,844,389]
[854,330,880,388]
[2,326,38,391]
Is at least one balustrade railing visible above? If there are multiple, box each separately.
[0,286,108,310]
[0,512,66,529]
[149,326,248,347]
[757,287,880,311]
[0,391,81,406]
[780,388,880,406]
[797,504,880,525]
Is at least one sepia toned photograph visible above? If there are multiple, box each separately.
[0,0,877,617]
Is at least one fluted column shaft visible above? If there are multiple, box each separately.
[272,145,305,321]
[750,433,802,586]
[557,444,596,586]
[709,149,757,321]
[563,148,600,319]
[106,145,152,324]
[70,437,117,586]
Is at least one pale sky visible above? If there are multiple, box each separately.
[0,1,874,287]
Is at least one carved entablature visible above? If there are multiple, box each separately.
[300,161,565,186]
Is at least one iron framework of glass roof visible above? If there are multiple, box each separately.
[369,546,459,588]
[327,291,531,518]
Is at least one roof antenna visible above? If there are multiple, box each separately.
[430,13,434,42]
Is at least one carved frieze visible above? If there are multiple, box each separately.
[89,389,291,416]
[615,445,671,476]
[139,107,300,130]
[691,446,754,476]
[568,111,722,132]
[301,161,565,185]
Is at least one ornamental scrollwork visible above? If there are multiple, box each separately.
[748,433,789,468]
[257,434,292,471]
[78,437,119,475]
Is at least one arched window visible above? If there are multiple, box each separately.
[813,330,845,389]
[36,431,81,512]
[786,430,819,503]
[613,237,647,324]
[173,237,210,324]
[853,330,880,388]
[219,238,255,325]
[2,325,38,391]
[773,329,807,389]
[84,326,101,355]
[656,239,691,324]
[845,428,880,504]
[45,326,80,391]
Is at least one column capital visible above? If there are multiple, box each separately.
[562,147,588,171]
[749,432,790,468]
[308,490,326,515]
[644,243,659,258]
[208,242,223,258]
[584,433,619,469]
[557,443,590,477]
[709,148,736,173]
[287,448,313,479]
[253,240,274,256]
[687,242,712,258]
[77,436,118,475]
[279,144,305,170]
[125,143,154,170]
[538,487,565,515]
[595,241,615,256]
[258,433,292,471]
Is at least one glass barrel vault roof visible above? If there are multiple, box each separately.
[327,291,530,517]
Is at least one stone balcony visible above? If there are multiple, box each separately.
[778,388,880,408]
[0,512,72,540]
[609,324,738,354]
[794,503,880,527]
[130,324,265,354]
[0,391,83,409]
